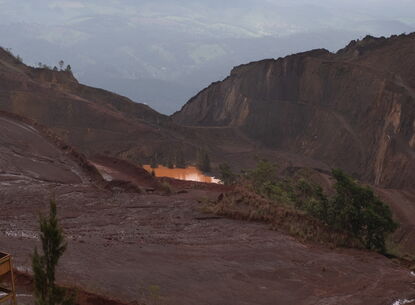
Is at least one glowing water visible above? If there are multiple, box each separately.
[143,165,221,184]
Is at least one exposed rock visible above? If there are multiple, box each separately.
[173,33,415,189]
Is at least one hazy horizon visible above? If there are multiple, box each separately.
[1,0,414,113]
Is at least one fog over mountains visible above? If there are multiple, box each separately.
[1,0,414,113]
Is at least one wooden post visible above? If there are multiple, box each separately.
[0,252,17,305]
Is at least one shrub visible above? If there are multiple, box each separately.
[246,159,278,194]
[241,161,398,253]
[218,163,236,185]
[325,169,398,252]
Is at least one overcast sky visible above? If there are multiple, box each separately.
[1,0,414,33]
[0,0,414,113]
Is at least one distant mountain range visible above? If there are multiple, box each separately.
[0,0,414,113]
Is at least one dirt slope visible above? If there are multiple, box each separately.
[0,112,101,185]
[0,48,201,164]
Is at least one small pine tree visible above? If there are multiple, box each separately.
[32,199,75,305]
[65,65,72,73]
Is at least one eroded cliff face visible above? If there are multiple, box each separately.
[173,34,415,189]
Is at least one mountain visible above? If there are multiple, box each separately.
[2,33,415,190]
[0,47,201,164]
[173,33,415,189]
[0,45,262,169]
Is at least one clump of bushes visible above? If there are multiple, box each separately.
[230,160,398,253]
[320,170,397,252]
[218,163,237,186]
[209,186,360,248]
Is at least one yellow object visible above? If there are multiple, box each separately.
[0,252,16,305]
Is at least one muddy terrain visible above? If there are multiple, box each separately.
[1,103,415,305]
[3,184,415,305]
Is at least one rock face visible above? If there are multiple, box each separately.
[173,34,415,189]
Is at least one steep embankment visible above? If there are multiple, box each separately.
[0,111,102,185]
[173,33,415,190]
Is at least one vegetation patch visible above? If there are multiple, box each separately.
[210,160,398,253]
[207,186,360,248]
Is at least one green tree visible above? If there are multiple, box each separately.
[32,199,75,305]
[328,169,398,252]
[247,159,277,194]
[218,163,236,185]
[65,65,72,73]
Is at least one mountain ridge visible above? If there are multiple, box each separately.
[173,32,415,189]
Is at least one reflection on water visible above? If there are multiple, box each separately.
[143,165,221,184]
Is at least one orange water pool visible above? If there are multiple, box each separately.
[143,165,221,184]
